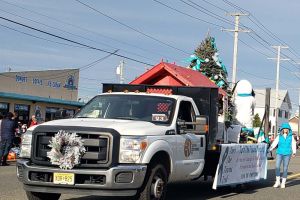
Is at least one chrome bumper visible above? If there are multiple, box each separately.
[17,159,147,197]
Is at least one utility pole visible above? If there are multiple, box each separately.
[116,60,125,84]
[298,89,300,138]
[292,71,300,137]
[222,13,250,86]
[268,46,289,137]
[263,88,271,141]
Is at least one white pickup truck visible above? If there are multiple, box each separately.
[17,84,265,200]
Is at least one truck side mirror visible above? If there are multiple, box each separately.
[176,116,208,135]
[195,115,209,134]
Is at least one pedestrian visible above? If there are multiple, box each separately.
[0,112,18,166]
[269,122,296,188]
[0,114,3,142]
[28,115,38,128]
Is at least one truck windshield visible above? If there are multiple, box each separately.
[75,94,175,124]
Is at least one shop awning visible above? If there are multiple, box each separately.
[0,91,85,107]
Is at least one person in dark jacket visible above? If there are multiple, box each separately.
[0,112,18,166]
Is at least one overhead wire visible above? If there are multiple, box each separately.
[0,8,155,62]
[0,16,153,66]
[152,0,294,88]
[0,23,85,49]
[0,0,175,61]
[222,0,300,69]
[181,0,236,27]
[75,0,190,55]
[152,0,223,28]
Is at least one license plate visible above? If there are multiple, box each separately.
[53,173,75,185]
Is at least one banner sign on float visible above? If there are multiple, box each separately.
[212,143,268,189]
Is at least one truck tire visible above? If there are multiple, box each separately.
[26,191,61,200]
[137,164,168,200]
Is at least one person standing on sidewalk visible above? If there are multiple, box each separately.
[0,112,18,166]
[269,122,296,188]
[0,114,3,142]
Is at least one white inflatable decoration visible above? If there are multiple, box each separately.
[234,80,255,128]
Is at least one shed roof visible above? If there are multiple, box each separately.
[130,61,226,95]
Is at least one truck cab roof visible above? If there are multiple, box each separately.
[98,92,194,101]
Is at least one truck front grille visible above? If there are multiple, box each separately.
[32,131,111,168]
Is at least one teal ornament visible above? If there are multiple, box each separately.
[186,54,208,71]
[211,37,217,50]
[217,80,225,87]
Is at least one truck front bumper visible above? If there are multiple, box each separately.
[17,159,147,197]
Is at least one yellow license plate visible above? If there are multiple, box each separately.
[53,173,75,185]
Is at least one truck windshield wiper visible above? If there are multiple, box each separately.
[76,116,92,118]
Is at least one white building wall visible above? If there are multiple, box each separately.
[254,105,290,135]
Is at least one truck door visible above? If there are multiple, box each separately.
[175,100,206,180]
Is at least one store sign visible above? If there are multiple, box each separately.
[64,75,77,90]
[15,74,76,90]
[47,80,61,88]
[16,74,28,83]
[32,78,43,86]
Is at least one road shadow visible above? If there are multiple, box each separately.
[63,169,277,200]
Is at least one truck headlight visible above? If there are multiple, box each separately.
[20,131,33,158]
[119,137,148,163]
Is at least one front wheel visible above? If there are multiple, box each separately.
[26,191,61,200]
[137,164,168,200]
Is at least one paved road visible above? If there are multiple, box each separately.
[1,155,300,200]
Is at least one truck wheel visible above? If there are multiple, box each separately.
[137,164,168,200]
[26,191,61,200]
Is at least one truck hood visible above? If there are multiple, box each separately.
[37,118,171,136]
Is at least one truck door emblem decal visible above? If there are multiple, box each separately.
[184,138,192,157]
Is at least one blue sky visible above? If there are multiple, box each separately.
[0,0,300,112]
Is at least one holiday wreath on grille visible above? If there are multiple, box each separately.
[47,131,86,170]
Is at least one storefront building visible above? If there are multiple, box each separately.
[0,68,84,124]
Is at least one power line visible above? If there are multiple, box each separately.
[0,8,155,62]
[199,0,228,13]
[0,0,175,61]
[222,0,300,63]
[0,49,119,80]
[0,24,84,49]
[152,0,223,28]
[151,1,295,88]
[75,0,190,55]
[181,0,236,27]
[0,16,153,66]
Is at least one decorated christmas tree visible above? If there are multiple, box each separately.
[194,35,228,89]
[187,34,233,120]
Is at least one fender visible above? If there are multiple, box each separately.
[141,140,174,177]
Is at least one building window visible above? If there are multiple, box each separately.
[273,109,276,117]
[278,109,282,118]
[45,107,59,122]
[285,111,289,119]
[0,102,9,117]
[272,126,275,133]
[14,104,30,125]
